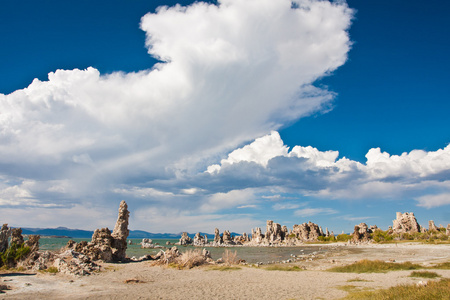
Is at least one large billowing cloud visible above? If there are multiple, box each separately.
[0,0,354,231]
[205,131,450,210]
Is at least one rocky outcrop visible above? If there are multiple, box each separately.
[0,224,10,252]
[392,212,420,234]
[11,228,24,246]
[24,235,40,252]
[178,232,193,245]
[429,220,438,232]
[222,230,234,245]
[251,227,264,244]
[111,200,130,261]
[65,201,130,263]
[265,221,283,243]
[214,228,222,245]
[193,233,207,246]
[234,232,250,245]
[292,221,323,242]
[141,238,163,249]
[351,223,371,243]
[54,250,101,276]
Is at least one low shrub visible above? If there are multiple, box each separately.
[371,229,394,243]
[409,271,440,278]
[207,266,241,271]
[327,259,422,273]
[317,236,336,242]
[222,249,238,265]
[0,243,31,268]
[430,261,450,270]
[175,249,206,269]
[264,265,303,272]
[336,233,352,242]
[342,278,450,299]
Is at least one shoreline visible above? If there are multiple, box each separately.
[2,243,449,299]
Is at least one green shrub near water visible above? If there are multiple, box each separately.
[0,243,31,268]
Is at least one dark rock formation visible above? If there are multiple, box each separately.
[0,224,10,252]
[11,228,24,246]
[392,212,420,234]
[24,235,40,252]
[351,223,371,243]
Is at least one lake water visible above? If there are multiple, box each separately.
[39,238,323,264]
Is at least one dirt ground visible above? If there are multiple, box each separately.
[1,243,449,300]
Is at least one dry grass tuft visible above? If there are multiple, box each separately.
[207,266,242,271]
[409,271,441,278]
[342,278,450,300]
[221,249,239,265]
[430,261,450,270]
[327,259,422,273]
[175,249,207,269]
[264,265,303,272]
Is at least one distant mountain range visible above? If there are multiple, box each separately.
[18,227,240,240]
[19,227,180,239]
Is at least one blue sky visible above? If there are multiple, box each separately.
[1,0,449,234]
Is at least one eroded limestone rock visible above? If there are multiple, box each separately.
[428,220,438,232]
[392,212,420,234]
[292,221,323,242]
[214,228,222,245]
[65,201,130,263]
[111,200,130,261]
[179,232,193,245]
[193,233,206,246]
[351,223,371,243]
[11,228,24,246]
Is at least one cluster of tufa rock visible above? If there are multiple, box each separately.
[65,200,130,263]
[392,212,421,234]
[176,219,328,247]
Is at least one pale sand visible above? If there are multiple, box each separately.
[1,243,449,300]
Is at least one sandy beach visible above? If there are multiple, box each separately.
[1,243,449,299]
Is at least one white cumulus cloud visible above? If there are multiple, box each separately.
[0,0,355,231]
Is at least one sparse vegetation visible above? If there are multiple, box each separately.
[409,271,440,278]
[263,265,303,271]
[327,259,422,273]
[174,249,207,269]
[207,266,241,271]
[347,277,372,282]
[317,236,336,242]
[0,243,31,268]
[341,278,450,300]
[222,249,239,265]
[371,229,394,243]
[42,266,59,274]
[335,233,352,242]
[430,261,450,270]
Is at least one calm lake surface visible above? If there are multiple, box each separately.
[39,238,324,264]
